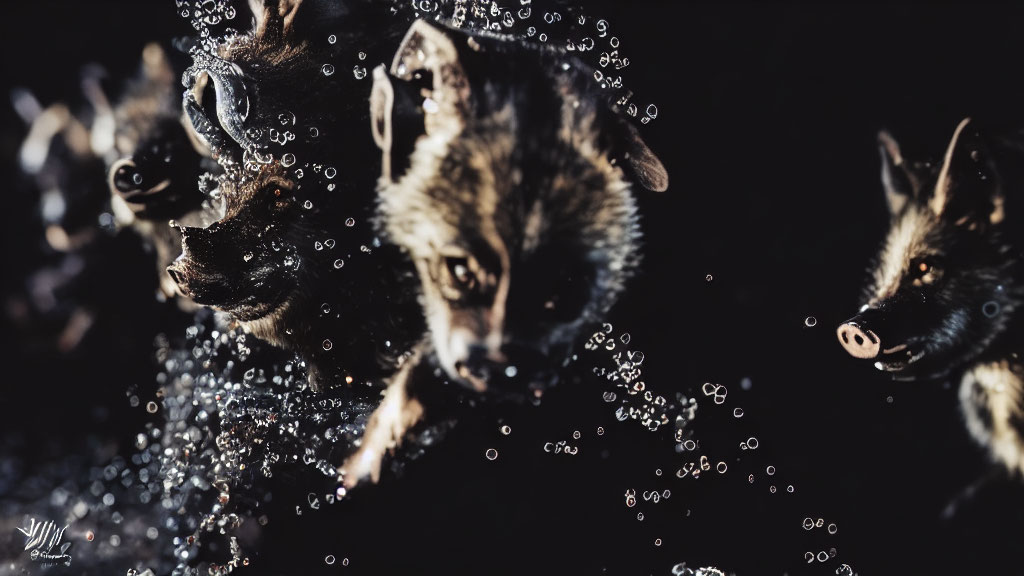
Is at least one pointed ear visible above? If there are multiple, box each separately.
[929,118,1004,226]
[878,130,916,214]
[618,120,668,192]
[249,0,309,40]
[370,66,394,180]
[389,20,471,135]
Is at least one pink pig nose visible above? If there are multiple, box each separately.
[837,322,881,359]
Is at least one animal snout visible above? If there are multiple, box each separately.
[453,343,551,390]
[837,321,881,359]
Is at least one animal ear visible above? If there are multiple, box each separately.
[389,20,471,135]
[617,119,668,192]
[929,118,1004,226]
[370,66,394,180]
[878,130,916,215]
[249,0,328,41]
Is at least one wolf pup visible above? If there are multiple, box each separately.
[837,118,1024,477]
[341,20,669,485]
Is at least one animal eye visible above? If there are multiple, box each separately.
[445,257,476,290]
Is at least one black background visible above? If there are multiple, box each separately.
[4,2,1024,575]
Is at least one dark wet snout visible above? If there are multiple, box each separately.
[837,318,881,359]
[455,342,555,392]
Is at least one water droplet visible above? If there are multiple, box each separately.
[321,303,331,314]
[322,64,335,76]
[342,558,350,566]
[766,465,776,475]
[717,462,728,473]
[325,238,335,248]
[828,523,838,535]
[353,66,367,80]
[345,217,355,227]
[805,316,818,327]
[281,153,296,167]
[322,339,333,351]
[324,167,337,179]
[787,485,795,493]
[733,407,744,418]
[485,448,498,460]
[303,200,313,209]
[500,425,511,435]
[769,485,777,494]
[654,538,662,546]
[333,259,345,269]
[596,426,604,435]
[328,34,337,44]
[646,104,659,119]
[314,241,324,251]
[146,401,158,413]
[325,555,336,565]
[637,512,644,521]
[746,437,759,449]
[573,430,581,440]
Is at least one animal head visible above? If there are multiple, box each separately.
[370,20,668,393]
[838,118,1020,379]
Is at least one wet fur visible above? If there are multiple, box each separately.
[846,119,1024,475]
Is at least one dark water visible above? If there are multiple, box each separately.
[3,2,1024,575]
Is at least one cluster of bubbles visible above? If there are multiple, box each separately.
[175,0,240,54]
[402,0,660,125]
[585,321,859,574]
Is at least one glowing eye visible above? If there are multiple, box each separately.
[445,257,476,289]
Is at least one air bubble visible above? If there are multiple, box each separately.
[746,437,759,449]
[352,66,367,79]
[358,52,366,60]
[322,339,333,351]
[733,407,744,418]
[828,523,838,535]
[705,274,713,282]
[717,462,727,473]
[766,465,775,475]
[333,259,345,269]
[345,217,355,227]
[983,301,1001,318]
[325,167,337,179]
[303,200,313,209]
[322,64,335,76]
[654,538,662,546]
[500,425,511,435]
[573,430,581,440]
[596,427,604,435]
[328,34,337,44]
[485,448,498,460]
[281,153,295,167]
[146,401,158,413]
[646,104,658,119]
[637,512,644,521]
[325,555,336,565]
[805,316,818,327]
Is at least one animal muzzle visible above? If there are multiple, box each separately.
[836,320,881,359]
[453,342,556,394]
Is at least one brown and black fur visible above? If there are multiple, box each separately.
[341,20,667,484]
[837,118,1024,477]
